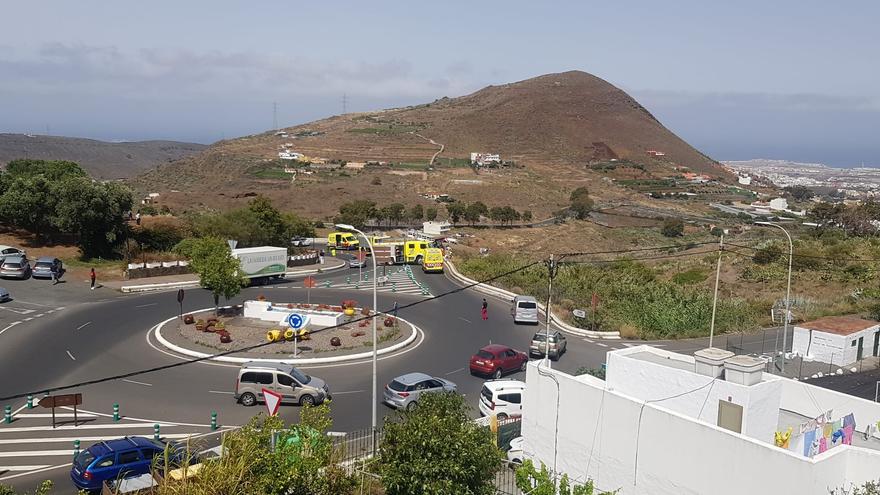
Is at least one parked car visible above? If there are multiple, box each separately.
[0,245,26,262]
[383,372,456,410]
[0,255,31,279]
[32,256,63,279]
[235,361,330,407]
[0,287,9,302]
[291,237,313,247]
[70,436,186,493]
[478,379,526,419]
[511,295,539,324]
[529,330,568,360]
[469,344,529,379]
[506,436,525,465]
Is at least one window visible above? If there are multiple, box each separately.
[518,302,537,309]
[427,379,443,389]
[142,449,160,461]
[118,450,141,464]
[75,450,96,467]
[852,340,857,347]
[477,350,494,360]
[241,372,273,384]
[507,393,521,404]
[415,381,429,391]
[291,368,311,385]
[278,374,295,387]
[96,456,114,468]
[505,350,516,357]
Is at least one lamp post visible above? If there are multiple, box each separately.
[756,221,793,373]
[336,223,378,452]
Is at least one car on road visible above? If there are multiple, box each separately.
[348,257,366,268]
[0,245,25,262]
[478,379,526,419]
[511,295,539,324]
[0,255,31,279]
[469,344,529,379]
[70,436,185,493]
[235,361,330,407]
[32,256,63,279]
[0,287,9,302]
[529,330,568,360]
[506,436,525,465]
[383,372,457,410]
[290,236,313,247]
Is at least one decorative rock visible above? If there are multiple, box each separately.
[330,337,342,347]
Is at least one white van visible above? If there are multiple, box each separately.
[511,295,539,324]
[479,380,526,420]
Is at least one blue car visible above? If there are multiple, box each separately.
[70,436,184,492]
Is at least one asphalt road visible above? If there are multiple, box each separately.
[0,259,792,493]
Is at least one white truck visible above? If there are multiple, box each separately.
[231,246,288,285]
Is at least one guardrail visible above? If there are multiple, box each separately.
[444,259,620,339]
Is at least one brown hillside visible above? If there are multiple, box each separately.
[134,71,729,217]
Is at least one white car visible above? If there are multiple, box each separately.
[0,287,10,302]
[0,246,26,262]
[478,380,526,420]
[507,436,525,465]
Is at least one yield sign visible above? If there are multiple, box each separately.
[262,388,282,416]
[303,275,317,288]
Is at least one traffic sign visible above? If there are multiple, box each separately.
[177,288,185,303]
[303,276,316,288]
[262,388,282,416]
[572,309,586,318]
[287,313,305,329]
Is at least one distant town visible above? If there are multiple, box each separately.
[725,159,880,199]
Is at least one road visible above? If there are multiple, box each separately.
[0,257,790,493]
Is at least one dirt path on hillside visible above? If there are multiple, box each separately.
[412,132,444,165]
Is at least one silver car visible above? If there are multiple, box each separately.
[0,246,26,262]
[383,372,456,411]
[0,287,10,302]
[32,257,62,279]
[0,256,31,280]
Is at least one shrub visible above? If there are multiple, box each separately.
[672,268,708,285]
[661,218,685,237]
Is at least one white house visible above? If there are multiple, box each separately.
[738,175,753,185]
[422,221,452,236]
[769,197,789,211]
[520,345,880,495]
[792,316,880,366]
[470,152,501,166]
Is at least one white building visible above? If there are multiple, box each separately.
[792,316,880,366]
[422,221,452,236]
[520,345,880,495]
[470,152,501,166]
[738,175,753,186]
[278,151,304,160]
[769,197,789,211]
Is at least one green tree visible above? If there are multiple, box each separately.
[409,204,424,223]
[569,187,594,220]
[379,392,501,495]
[753,243,783,265]
[784,185,815,202]
[335,200,377,229]
[247,196,289,246]
[387,203,406,225]
[52,177,133,258]
[489,206,505,224]
[0,175,55,238]
[522,210,533,222]
[175,237,247,313]
[661,218,685,237]
[425,207,438,221]
[3,158,86,181]
[446,202,466,224]
[465,201,488,225]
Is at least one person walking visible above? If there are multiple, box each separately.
[319,249,325,265]
[481,298,488,321]
[392,301,399,318]
[90,268,96,290]
[50,263,57,285]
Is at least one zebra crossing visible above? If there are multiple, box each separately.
[0,404,221,482]
[324,265,433,297]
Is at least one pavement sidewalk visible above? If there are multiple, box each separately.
[102,258,346,292]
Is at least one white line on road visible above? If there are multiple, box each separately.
[0,423,176,433]
[66,350,75,361]
[329,390,365,396]
[0,321,21,337]
[76,321,92,330]
[0,463,70,482]
[0,450,78,458]
[0,465,50,471]
[122,379,152,387]
[458,317,472,324]
[595,343,608,347]
[0,433,194,446]
[208,390,234,395]
[12,413,97,419]
[58,406,215,428]
[11,300,49,307]
[23,317,32,321]
[445,367,466,375]
[135,303,158,308]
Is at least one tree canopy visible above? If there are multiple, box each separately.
[174,237,247,311]
[189,196,314,247]
[569,187,594,220]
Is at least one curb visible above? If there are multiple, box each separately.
[121,260,347,293]
[444,260,620,340]
[152,306,420,365]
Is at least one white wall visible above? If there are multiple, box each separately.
[606,347,781,442]
[522,362,880,495]
[779,376,880,436]
[793,325,879,366]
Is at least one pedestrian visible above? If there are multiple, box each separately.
[481,298,488,321]
[90,267,96,290]
[50,263,57,285]
[392,301,399,318]
[319,249,325,265]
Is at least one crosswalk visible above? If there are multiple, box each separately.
[264,265,434,297]
[0,405,220,482]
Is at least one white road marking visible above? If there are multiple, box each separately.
[0,321,21,337]
[76,321,92,330]
[122,379,152,387]
[445,367,466,375]
[58,406,217,429]
[0,463,70,482]
[66,350,75,361]
[12,413,97,419]
[0,450,81,458]
[23,317,33,321]
[11,300,49,307]
[0,423,175,433]
[0,307,35,315]
[135,303,158,308]
[582,338,594,343]
[209,390,234,395]
[0,465,50,471]
[458,317,472,324]
[595,343,608,347]
[329,390,365,396]
[0,433,194,446]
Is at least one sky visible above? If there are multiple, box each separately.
[1,1,878,167]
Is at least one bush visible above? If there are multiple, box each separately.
[672,268,709,285]
[661,218,685,237]
[753,244,782,265]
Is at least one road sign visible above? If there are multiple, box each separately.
[262,388,282,416]
[39,394,82,428]
[572,309,586,318]
[303,276,316,288]
[287,313,305,329]
[177,288,185,303]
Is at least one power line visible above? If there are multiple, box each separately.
[726,242,880,263]
[0,259,544,403]
[558,241,719,259]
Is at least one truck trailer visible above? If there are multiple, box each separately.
[231,246,288,285]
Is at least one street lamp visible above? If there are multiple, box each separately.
[755,221,793,373]
[335,223,378,452]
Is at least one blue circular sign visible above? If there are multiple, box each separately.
[287,313,304,329]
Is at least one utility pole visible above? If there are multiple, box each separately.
[342,93,348,115]
[544,254,559,368]
[273,102,278,130]
[709,234,724,348]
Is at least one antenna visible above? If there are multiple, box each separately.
[342,93,348,115]
[273,102,278,130]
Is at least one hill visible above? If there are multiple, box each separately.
[135,71,731,218]
[0,134,207,179]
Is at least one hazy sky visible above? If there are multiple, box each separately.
[1,1,878,166]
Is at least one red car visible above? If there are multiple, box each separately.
[469,344,529,379]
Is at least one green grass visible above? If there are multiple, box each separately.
[434,157,472,168]
[245,163,295,180]
[391,162,429,170]
[65,257,124,269]
[672,268,709,285]
[346,124,423,135]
